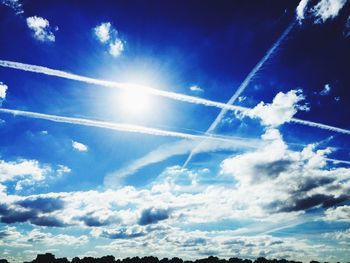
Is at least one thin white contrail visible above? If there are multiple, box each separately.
[290,118,350,135]
[183,20,296,167]
[1,60,350,137]
[0,108,260,146]
[0,60,247,113]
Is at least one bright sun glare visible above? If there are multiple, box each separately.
[120,90,152,115]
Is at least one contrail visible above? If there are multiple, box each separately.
[0,108,260,147]
[290,118,350,135]
[1,60,350,137]
[0,60,247,113]
[183,20,296,167]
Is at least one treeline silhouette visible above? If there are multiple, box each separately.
[0,253,346,263]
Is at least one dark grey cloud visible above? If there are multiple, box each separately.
[138,208,170,226]
[30,216,66,227]
[16,197,65,213]
[101,228,145,239]
[254,159,293,180]
[0,196,65,226]
[78,215,113,227]
[280,194,349,212]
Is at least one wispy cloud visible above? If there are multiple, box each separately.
[0,60,349,136]
[26,16,56,42]
[189,85,204,92]
[1,0,23,15]
[94,22,124,57]
[104,138,263,186]
[72,141,88,152]
[320,83,331,96]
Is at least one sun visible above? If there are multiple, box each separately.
[119,89,152,115]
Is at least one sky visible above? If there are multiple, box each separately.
[0,0,350,262]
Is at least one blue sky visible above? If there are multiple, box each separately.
[0,0,350,262]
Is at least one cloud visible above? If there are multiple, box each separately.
[312,0,347,23]
[248,89,309,127]
[344,15,350,37]
[325,205,350,221]
[101,228,146,239]
[26,16,56,42]
[0,82,8,105]
[104,137,262,186]
[296,0,310,21]
[320,84,331,96]
[109,39,124,57]
[138,208,170,225]
[296,0,347,23]
[72,141,88,152]
[189,85,204,92]
[94,22,124,57]
[94,22,111,43]
[1,0,23,15]
[0,159,70,191]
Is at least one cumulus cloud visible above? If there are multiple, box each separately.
[72,140,88,152]
[248,89,309,127]
[94,22,111,43]
[94,22,124,57]
[220,128,350,214]
[296,0,347,23]
[26,16,56,42]
[0,159,70,191]
[320,83,331,95]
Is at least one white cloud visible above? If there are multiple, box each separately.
[0,159,70,191]
[312,0,347,23]
[72,140,88,152]
[325,205,350,221]
[94,22,111,43]
[94,22,124,57]
[248,89,309,127]
[1,0,23,15]
[296,0,347,23]
[297,0,310,21]
[26,16,55,42]
[320,84,331,96]
[189,85,204,92]
[0,81,8,102]
[109,39,124,57]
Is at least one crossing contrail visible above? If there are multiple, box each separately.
[0,60,247,113]
[1,59,349,138]
[0,108,260,147]
[183,20,296,167]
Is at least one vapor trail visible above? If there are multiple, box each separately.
[183,20,296,167]
[1,60,349,137]
[0,60,247,113]
[290,118,350,135]
[0,108,259,146]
